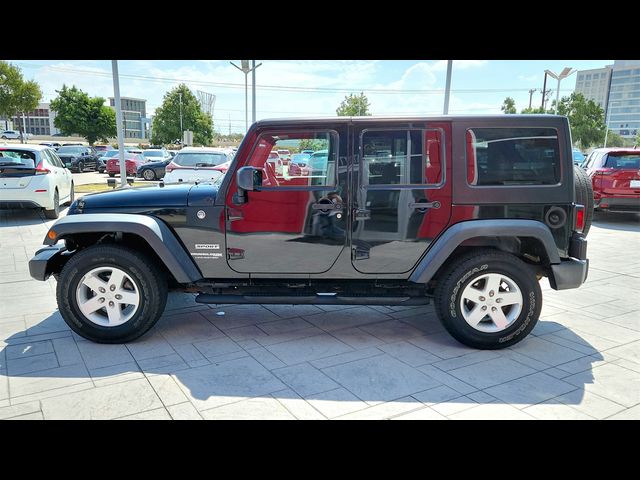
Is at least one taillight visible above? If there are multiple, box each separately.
[166,162,178,173]
[575,204,585,233]
[35,161,50,175]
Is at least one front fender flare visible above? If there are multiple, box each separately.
[44,213,202,283]
[409,219,561,284]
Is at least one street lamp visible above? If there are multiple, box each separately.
[544,67,576,114]
[230,60,262,133]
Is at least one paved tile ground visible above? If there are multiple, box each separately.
[0,205,639,420]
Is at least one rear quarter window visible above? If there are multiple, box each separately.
[466,127,560,186]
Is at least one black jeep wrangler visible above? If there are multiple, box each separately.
[29,115,591,349]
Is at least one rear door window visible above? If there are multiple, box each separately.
[466,127,560,185]
[361,129,443,186]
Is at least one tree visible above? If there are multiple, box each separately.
[520,106,548,114]
[0,61,42,142]
[151,84,213,145]
[604,130,625,147]
[636,130,640,147]
[336,92,371,116]
[501,97,516,114]
[556,93,606,149]
[50,85,116,145]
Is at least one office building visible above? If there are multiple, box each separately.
[574,67,612,114]
[607,60,640,138]
[108,97,147,139]
[9,103,60,136]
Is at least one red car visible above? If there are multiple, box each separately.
[582,147,640,213]
[106,153,146,177]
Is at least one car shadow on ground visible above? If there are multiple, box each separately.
[0,207,69,226]
[0,295,603,418]
[592,211,640,232]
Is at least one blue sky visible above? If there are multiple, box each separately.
[8,60,612,133]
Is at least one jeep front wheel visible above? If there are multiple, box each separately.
[57,245,168,343]
[434,250,542,349]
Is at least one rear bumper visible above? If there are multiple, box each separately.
[0,189,52,209]
[594,196,640,213]
[549,234,588,290]
[29,245,68,281]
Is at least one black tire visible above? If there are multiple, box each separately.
[66,182,75,206]
[56,244,168,343]
[43,190,60,219]
[1,135,7,139]
[573,165,593,236]
[434,249,542,350]
[108,172,115,178]
[142,169,156,181]
[77,161,84,173]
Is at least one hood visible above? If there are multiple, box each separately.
[69,183,219,213]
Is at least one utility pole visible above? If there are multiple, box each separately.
[228,113,231,136]
[443,60,453,114]
[528,89,536,109]
[111,60,127,188]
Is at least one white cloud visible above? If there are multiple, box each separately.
[518,74,537,82]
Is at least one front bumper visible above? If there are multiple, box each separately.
[29,244,68,281]
[549,234,588,290]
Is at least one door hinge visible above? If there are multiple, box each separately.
[227,208,243,222]
[352,245,370,260]
[354,208,371,221]
[227,248,245,260]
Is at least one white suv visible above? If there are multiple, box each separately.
[1,130,33,140]
[163,147,233,184]
[0,144,74,218]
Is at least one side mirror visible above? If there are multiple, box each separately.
[233,166,262,204]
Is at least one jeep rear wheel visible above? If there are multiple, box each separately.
[434,249,542,349]
[57,245,168,343]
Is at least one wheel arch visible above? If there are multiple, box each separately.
[409,220,561,285]
[43,213,202,284]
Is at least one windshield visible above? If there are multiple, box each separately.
[605,154,640,169]
[103,151,120,158]
[57,146,84,155]
[144,151,164,158]
[174,152,228,167]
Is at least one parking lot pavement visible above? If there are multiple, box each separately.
[0,207,638,420]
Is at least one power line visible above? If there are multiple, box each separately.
[16,62,575,96]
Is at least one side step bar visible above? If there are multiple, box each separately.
[195,294,429,306]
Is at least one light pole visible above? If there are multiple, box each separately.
[230,60,262,133]
[178,92,183,142]
[111,60,127,188]
[251,60,262,124]
[443,60,453,114]
[544,67,576,114]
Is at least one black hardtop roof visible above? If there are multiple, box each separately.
[255,114,565,127]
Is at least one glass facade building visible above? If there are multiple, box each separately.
[607,60,640,138]
[109,97,147,139]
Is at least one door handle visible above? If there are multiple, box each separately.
[312,202,343,211]
[409,201,441,211]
